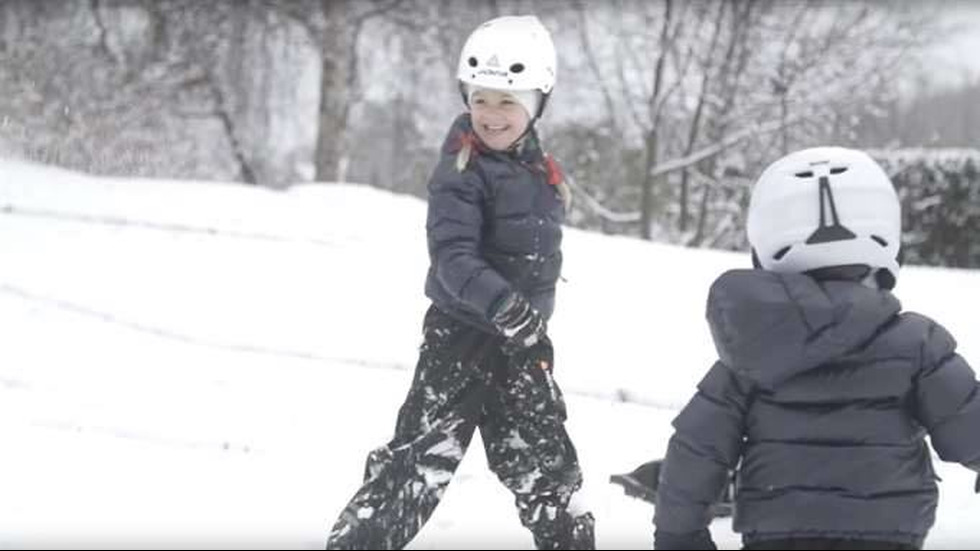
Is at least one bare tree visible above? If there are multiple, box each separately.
[563,0,935,247]
[0,0,951,255]
[0,0,238,178]
[271,0,405,183]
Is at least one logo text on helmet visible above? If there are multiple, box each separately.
[477,68,508,78]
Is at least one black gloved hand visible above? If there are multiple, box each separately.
[975,472,980,494]
[654,528,717,550]
[491,292,546,355]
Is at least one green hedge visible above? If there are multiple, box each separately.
[871,149,980,269]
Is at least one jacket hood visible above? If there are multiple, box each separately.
[706,269,901,389]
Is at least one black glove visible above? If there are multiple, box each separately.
[654,529,717,550]
[975,472,980,494]
[491,292,546,355]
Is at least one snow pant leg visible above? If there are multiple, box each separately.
[326,306,494,550]
[480,337,595,550]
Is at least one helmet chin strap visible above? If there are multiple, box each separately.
[508,91,550,151]
[507,120,536,152]
[457,81,470,108]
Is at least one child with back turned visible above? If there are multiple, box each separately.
[654,147,980,550]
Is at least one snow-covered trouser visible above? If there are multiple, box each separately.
[326,305,593,550]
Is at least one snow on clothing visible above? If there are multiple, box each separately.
[327,116,591,550]
[655,269,980,548]
[424,113,565,334]
[325,306,592,550]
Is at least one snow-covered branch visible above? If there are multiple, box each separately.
[569,116,799,225]
[649,116,800,179]
[565,175,641,224]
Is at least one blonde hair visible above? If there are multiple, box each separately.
[544,152,572,213]
[455,140,473,173]
[556,179,572,212]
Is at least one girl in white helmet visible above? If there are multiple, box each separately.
[326,15,592,550]
[652,147,980,550]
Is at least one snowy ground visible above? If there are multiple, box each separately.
[1,160,978,549]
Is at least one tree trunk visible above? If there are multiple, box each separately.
[640,0,674,241]
[689,0,754,247]
[641,133,658,240]
[314,0,355,182]
[679,0,727,233]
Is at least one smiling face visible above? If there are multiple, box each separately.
[468,88,532,151]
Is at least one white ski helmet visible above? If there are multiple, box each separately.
[746,147,901,288]
[456,15,557,117]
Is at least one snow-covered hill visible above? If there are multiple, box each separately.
[2,160,978,548]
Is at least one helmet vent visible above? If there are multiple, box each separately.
[468,57,478,67]
[795,171,814,178]
[773,246,792,260]
[871,235,888,247]
[830,166,848,174]
[510,63,525,73]
[805,176,857,244]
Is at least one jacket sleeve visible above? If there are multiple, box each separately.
[654,361,750,533]
[912,317,980,469]
[426,166,512,320]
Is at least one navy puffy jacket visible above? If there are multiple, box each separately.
[655,269,980,547]
[424,114,565,333]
